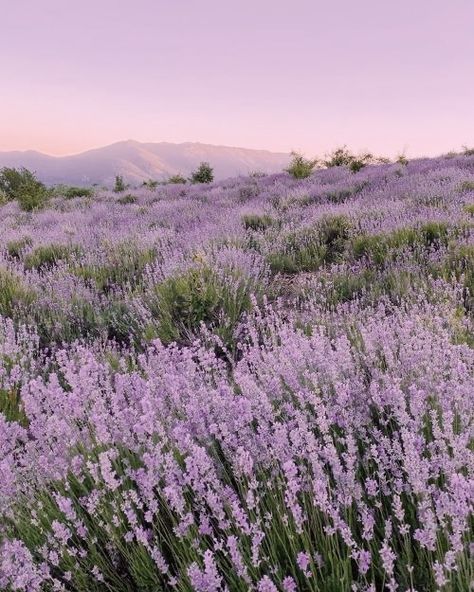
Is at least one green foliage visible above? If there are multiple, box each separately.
[463,203,474,215]
[6,237,33,259]
[101,300,142,345]
[74,244,156,293]
[117,193,137,205]
[149,265,255,347]
[353,234,389,265]
[440,245,474,313]
[241,214,274,231]
[0,268,35,317]
[113,175,126,193]
[190,162,214,184]
[396,154,409,166]
[419,221,450,246]
[286,152,318,179]
[353,223,451,267]
[324,146,375,173]
[268,215,352,274]
[24,244,81,271]
[63,186,94,199]
[0,388,28,425]
[0,166,48,211]
[0,167,41,199]
[167,173,187,184]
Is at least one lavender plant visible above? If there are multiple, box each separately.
[0,154,473,591]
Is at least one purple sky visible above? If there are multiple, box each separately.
[1,0,473,157]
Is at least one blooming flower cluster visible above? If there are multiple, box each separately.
[0,154,473,590]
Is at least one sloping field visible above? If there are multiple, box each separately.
[1,155,473,590]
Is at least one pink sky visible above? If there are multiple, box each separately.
[1,0,473,158]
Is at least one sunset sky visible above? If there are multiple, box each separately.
[1,0,473,158]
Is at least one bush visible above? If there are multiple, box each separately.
[113,175,126,193]
[149,265,255,347]
[286,152,318,179]
[190,162,214,184]
[63,186,94,199]
[0,166,48,211]
[324,146,374,173]
[167,173,187,184]
[463,204,474,215]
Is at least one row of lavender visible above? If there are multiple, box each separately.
[0,154,473,590]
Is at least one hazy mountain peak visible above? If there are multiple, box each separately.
[0,141,290,185]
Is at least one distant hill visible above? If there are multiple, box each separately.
[0,140,291,185]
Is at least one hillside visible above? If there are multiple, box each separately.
[0,140,291,185]
[0,154,473,590]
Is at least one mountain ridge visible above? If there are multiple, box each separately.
[0,140,291,185]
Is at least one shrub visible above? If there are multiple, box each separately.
[190,162,214,184]
[117,193,137,205]
[113,175,126,193]
[396,153,409,166]
[0,166,48,211]
[24,244,81,271]
[324,146,374,172]
[63,186,94,199]
[167,174,187,184]
[463,204,474,215]
[242,214,274,231]
[286,152,318,179]
[150,265,255,347]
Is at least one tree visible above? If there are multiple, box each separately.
[113,175,126,192]
[0,167,47,211]
[286,152,319,179]
[190,162,214,184]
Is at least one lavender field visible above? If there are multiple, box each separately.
[1,154,474,591]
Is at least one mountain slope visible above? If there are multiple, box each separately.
[0,140,291,185]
